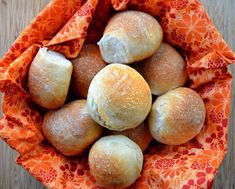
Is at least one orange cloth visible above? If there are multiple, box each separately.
[0,0,234,188]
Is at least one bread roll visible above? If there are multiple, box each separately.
[89,135,143,189]
[107,120,152,151]
[42,100,103,156]
[133,43,187,95]
[87,64,152,131]
[71,44,106,98]
[148,87,206,145]
[98,10,163,64]
[28,48,72,109]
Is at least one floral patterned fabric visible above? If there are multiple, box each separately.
[0,0,234,188]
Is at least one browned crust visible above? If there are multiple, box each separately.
[100,10,163,63]
[87,64,152,130]
[107,120,153,151]
[149,87,206,145]
[89,146,127,189]
[88,135,143,189]
[133,43,187,95]
[71,44,106,98]
[28,48,72,109]
[42,100,103,156]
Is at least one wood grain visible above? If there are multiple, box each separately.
[0,0,234,188]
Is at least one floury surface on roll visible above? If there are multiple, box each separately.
[42,100,103,156]
[87,63,152,131]
[89,135,143,189]
[148,87,206,145]
[133,43,187,95]
[71,44,106,98]
[98,10,163,64]
[28,48,72,109]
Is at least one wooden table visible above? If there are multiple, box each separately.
[0,0,234,188]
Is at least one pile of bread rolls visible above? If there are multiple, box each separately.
[28,10,206,189]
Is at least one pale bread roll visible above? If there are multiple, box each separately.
[107,120,152,151]
[149,87,206,145]
[42,100,103,156]
[87,64,152,131]
[71,44,106,98]
[89,135,143,189]
[98,10,163,64]
[133,43,187,95]
[28,48,72,109]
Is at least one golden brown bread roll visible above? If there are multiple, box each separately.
[133,43,187,95]
[28,48,72,109]
[98,10,163,64]
[89,135,143,189]
[148,87,206,145]
[87,63,152,131]
[71,44,106,98]
[42,100,103,156]
[107,120,152,151]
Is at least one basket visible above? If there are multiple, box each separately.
[0,0,234,188]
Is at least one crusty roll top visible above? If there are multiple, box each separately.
[28,48,72,109]
[87,64,152,131]
[89,135,143,189]
[149,87,206,145]
[71,44,106,98]
[98,10,163,64]
[42,100,103,156]
[133,43,187,95]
